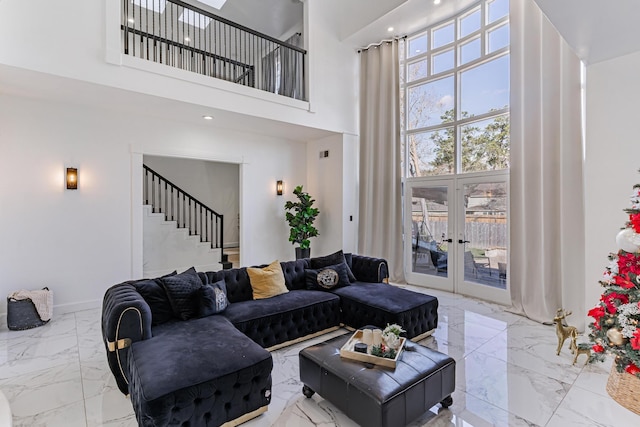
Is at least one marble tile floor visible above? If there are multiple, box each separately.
[1,285,639,426]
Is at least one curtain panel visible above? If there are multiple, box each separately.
[510,0,585,327]
[358,41,405,283]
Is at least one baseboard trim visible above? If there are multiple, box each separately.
[266,326,341,352]
[221,405,267,427]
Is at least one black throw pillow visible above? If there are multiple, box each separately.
[161,267,203,320]
[197,279,229,317]
[309,250,357,283]
[305,262,351,291]
[134,271,177,326]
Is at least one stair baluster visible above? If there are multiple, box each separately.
[143,165,226,266]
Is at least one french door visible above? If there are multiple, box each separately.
[404,171,509,304]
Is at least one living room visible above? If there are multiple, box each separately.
[1,0,640,426]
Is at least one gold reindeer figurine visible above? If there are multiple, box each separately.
[554,309,578,355]
[571,334,591,366]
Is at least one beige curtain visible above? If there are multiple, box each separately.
[358,41,405,283]
[510,0,585,326]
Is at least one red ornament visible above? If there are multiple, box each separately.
[625,363,640,375]
[592,344,605,353]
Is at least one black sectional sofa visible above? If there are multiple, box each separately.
[101,253,439,427]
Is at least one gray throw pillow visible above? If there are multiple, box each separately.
[197,279,229,317]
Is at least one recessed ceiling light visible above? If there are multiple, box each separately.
[434,0,441,4]
[387,27,394,32]
[202,115,213,120]
[184,37,191,42]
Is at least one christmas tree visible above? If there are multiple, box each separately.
[588,179,640,377]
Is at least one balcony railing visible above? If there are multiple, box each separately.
[121,0,306,100]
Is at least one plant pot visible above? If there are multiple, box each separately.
[295,247,311,260]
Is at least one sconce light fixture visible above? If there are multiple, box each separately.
[276,180,283,196]
[66,167,78,190]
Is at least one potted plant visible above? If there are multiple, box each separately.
[284,185,319,259]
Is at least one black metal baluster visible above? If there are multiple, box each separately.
[151,173,155,212]
[164,181,168,219]
[199,206,203,242]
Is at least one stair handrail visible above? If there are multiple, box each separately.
[143,164,224,263]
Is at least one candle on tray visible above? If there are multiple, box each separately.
[373,329,383,346]
[362,329,373,346]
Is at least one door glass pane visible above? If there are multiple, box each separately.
[462,182,507,289]
[433,22,454,48]
[411,186,449,277]
[408,76,455,129]
[433,49,454,74]
[460,54,509,117]
[407,128,455,177]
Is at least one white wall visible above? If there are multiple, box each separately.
[0,94,308,313]
[584,50,640,323]
[143,155,239,247]
[305,133,359,257]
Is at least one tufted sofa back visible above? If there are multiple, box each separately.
[202,259,309,303]
[280,259,309,290]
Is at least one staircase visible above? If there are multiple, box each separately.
[143,206,224,276]
[143,165,231,275]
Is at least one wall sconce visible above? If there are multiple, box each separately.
[66,168,78,190]
[276,180,283,196]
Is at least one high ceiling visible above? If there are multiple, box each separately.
[193,0,303,39]
[342,0,640,65]
[164,1,640,64]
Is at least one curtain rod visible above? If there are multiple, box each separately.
[357,35,406,53]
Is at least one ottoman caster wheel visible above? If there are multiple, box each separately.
[440,396,453,408]
[302,385,315,398]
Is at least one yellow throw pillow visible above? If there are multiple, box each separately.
[247,260,289,300]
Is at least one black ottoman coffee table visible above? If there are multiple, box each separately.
[299,333,455,427]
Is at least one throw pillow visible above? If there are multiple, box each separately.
[305,262,351,291]
[161,267,203,320]
[247,260,289,300]
[134,271,176,326]
[197,279,229,317]
[309,250,357,282]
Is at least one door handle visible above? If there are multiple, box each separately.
[458,239,470,244]
[444,238,453,243]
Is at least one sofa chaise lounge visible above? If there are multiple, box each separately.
[101,253,439,426]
